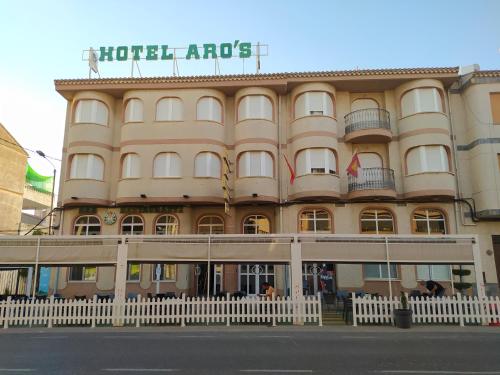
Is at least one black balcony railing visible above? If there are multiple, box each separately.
[348,168,395,192]
[344,108,390,135]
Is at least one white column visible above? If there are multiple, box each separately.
[472,235,485,298]
[114,240,128,304]
[290,237,303,301]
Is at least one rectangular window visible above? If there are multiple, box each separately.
[491,93,500,124]
[417,265,451,281]
[364,264,397,279]
[69,266,97,281]
[127,263,141,282]
[152,264,176,281]
[70,154,104,180]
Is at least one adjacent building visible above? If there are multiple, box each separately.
[45,66,500,299]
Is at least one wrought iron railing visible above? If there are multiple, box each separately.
[348,167,395,192]
[344,108,390,135]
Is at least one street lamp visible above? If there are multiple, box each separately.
[36,150,56,235]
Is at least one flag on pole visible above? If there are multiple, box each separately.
[346,151,361,177]
[89,47,99,73]
[283,154,295,185]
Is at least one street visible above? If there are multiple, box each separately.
[0,326,499,374]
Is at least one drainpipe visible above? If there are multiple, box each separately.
[278,94,283,234]
[385,237,393,300]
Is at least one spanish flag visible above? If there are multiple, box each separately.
[283,154,296,185]
[346,152,361,177]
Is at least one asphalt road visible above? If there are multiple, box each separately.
[0,326,499,374]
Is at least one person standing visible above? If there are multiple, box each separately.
[420,280,445,297]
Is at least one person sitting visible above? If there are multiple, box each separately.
[261,282,275,299]
[419,280,445,297]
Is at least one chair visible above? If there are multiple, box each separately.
[165,292,176,299]
[127,293,138,300]
[74,295,86,301]
[409,290,422,298]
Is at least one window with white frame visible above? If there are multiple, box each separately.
[197,216,224,234]
[296,148,336,175]
[364,263,398,279]
[238,151,273,178]
[127,263,141,281]
[406,145,449,175]
[295,92,334,118]
[360,209,395,234]
[121,153,141,179]
[153,153,181,177]
[299,209,331,233]
[74,99,108,126]
[417,265,451,281]
[74,216,101,235]
[197,97,222,123]
[124,98,144,123]
[69,266,97,281]
[153,264,176,281]
[351,98,379,112]
[401,88,443,117]
[70,154,104,180]
[155,215,179,235]
[238,95,273,121]
[243,215,270,234]
[121,215,144,235]
[194,152,221,178]
[412,209,446,234]
[156,97,183,121]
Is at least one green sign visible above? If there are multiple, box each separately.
[99,41,252,62]
[120,206,183,214]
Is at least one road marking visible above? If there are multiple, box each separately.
[240,370,313,373]
[341,336,377,339]
[176,335,217,338]
[256,335,291,338]
[0,370,35,373]
[102,369,179,373]
[374,371,500,374]
[32,336,67,339]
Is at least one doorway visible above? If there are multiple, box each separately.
[238,264,275,296]
[302,263,336,295]
[196,263,223,296]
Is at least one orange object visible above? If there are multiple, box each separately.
[346,152,361,177]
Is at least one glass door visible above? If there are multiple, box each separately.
[239,264,275,296]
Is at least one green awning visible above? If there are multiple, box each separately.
[25,164,53,194]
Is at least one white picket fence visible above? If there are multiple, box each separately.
[352,293,500,326]
[0,294,322,329]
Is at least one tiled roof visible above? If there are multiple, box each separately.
[472,70,500,78]
[55,67,459,86]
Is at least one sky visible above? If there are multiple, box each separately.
[0,0,499,184]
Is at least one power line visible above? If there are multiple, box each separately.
[0,137,61,162]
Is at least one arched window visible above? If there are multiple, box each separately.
[124,98,143,122]
[197,97,222,123]
[74,216,101,235]
[121,215,144,235]
[238,95,273,121]
[295,92,333,118]
[238,151,273,178]
[156,97,183,121]
[351,98,378,112]
[401,88,443,117]
[243,215,270,234]
[153,153,181,177]
[296,148,336,176]
[360,209,394,234]
[197,216,224,234]
[69,154,104,180]
[299,209,331,233]
[194,152,221,178]
[406,145,449,175]
[412,209,446,234]
[122,153,141,179]
[74,99,108,126]
[155,215,179,235]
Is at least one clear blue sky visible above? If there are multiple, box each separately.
[0,0,499,178]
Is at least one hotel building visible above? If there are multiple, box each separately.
[41,66,500,299]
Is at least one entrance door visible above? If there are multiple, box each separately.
[196,264,223,296]
[302,263,336,295]
[238,264,275,296]
[492,236,500,287]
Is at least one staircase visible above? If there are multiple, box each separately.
[322,309,345,325]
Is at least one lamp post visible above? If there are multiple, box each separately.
[35,150,56,235]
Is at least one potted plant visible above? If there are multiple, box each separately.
[452,268,472,295]
[393,292,412,329]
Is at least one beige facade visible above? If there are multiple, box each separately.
[48,67,500,298]
[0,123,28,235]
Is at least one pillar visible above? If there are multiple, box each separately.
[114,241,128,303]
[290,237,302,301]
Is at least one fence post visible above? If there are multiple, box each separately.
[3,297,11,329]
[271,293,276,327]
[226,293,231,327]
[91,295,97,328]
[181,294,186,327]
[352,292,357,327]
[457,293,464,327]
[317,292,323,327]
[48,295,54,328]
[135,294,141,328]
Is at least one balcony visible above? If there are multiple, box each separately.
[347,168,396,200]
[344,109,392,143]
